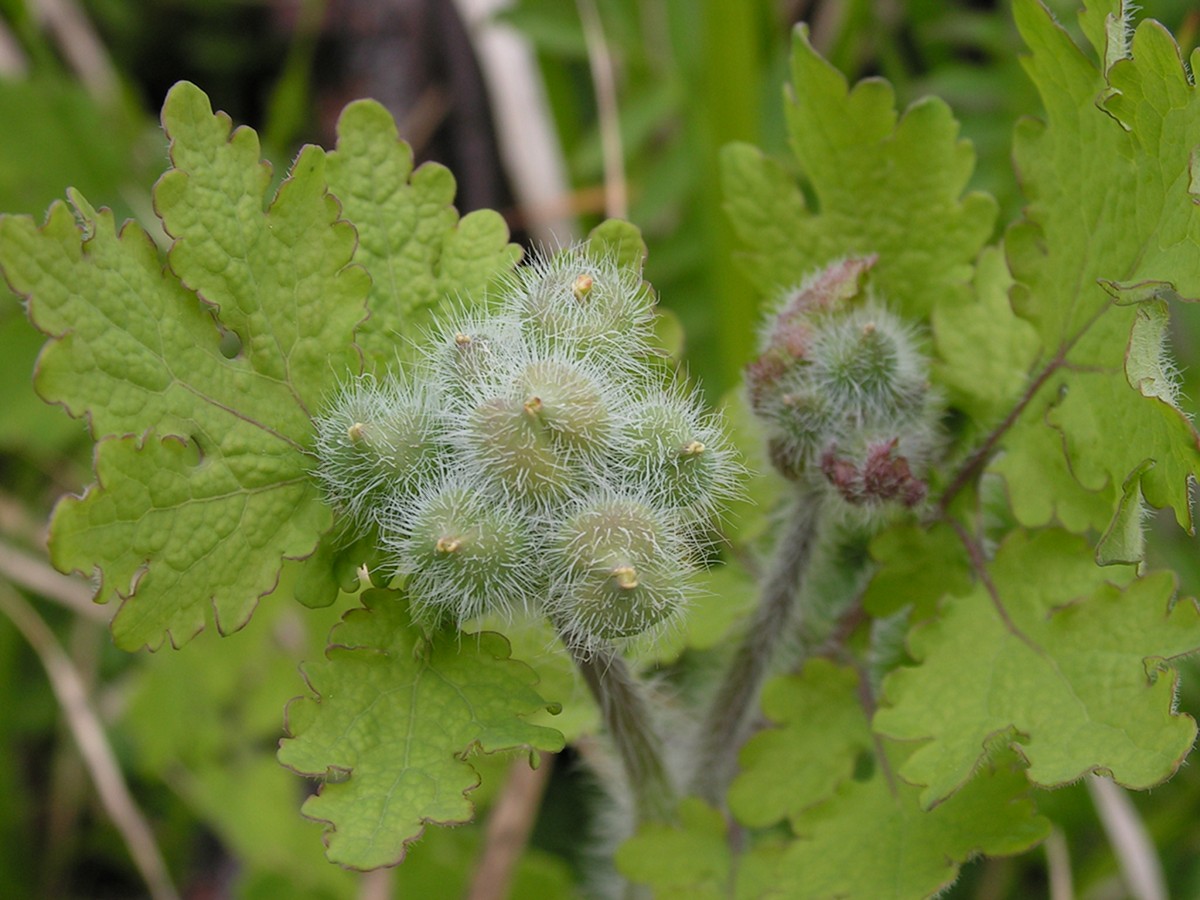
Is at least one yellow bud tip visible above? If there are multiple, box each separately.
[611,565,639,590]
[861,321,877,335]
[435,536,462,555]
[454,332,473,347]
[523,396,544,417]
[347,422,367,442]
[572,273,594,300]
[680,440,706,457]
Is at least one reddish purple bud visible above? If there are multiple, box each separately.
[745,256,878,450]
[772,256,877,335]
[862,439,927,507]
[820,439,927,507]
[745,352,789,413]
[820,451,860,496]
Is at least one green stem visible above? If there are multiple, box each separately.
[557,621,677,822]
[691,488,823,805]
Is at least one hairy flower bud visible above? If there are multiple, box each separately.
[505,247,657,358]
[466,395,580,504]
[745,257,941,511]
[617,389,741,525]
[547,494,689,648]
[312,376,444,531]
[515,357,614,453]
[426,313,520,399]
[312,239,740,646]
[383,481,537,624]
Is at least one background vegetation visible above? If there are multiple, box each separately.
[2,0,1200,897]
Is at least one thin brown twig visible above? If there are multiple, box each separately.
[356,868,394,900]
[0,489,48,546]
[0,538,107,622]
[1086,775,1167,900]
[936,351,1064,516]
[1044,827,1074,900]
[576,0,628,220]
[467,752,555,900]
[0,16,27,75]
[0,584,179,900]
[451,0,579,244]
[849,655,898,798]
[935,302,1112,517]
[31,0,119,102]
[947,518,1042,654]
[812,595,869,660]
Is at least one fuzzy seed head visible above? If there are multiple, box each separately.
[383,482,538,625]
[516,357,614,453]
[617,389,741,524]
[467,395,579,505]
[809,306,926,419]
[312,238,742,645]
[313,375,445,532]
[426,312,520,399]
[505,246,657,358]
[547,495,689,648]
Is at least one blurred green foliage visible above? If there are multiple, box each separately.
[1,1,1199,897]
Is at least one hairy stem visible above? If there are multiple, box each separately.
[556,621,676,821]
[691,488,823,804]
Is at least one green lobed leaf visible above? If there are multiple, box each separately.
[619,810,791,900]
[586,218,648,271]
[932,245,1040,430]
[474,617,599,742]
[622,707,1047,899]
[155,83,365,415]
[861,521,974,619]
[727,659,873,827]
[720,24,996,322]
[996,1,1200,537]
[680,560,759,651]
[614,798,732,900]
[637,560,759,666]
[874,529,1200,807]
[277,590,565,870]
[324,99,521,373]
[774,744,1049,899]
[1096,459,1154,565]
[0,88,371,652]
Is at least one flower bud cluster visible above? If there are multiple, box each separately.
[745,257,940,515]
[313,246,740,650]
